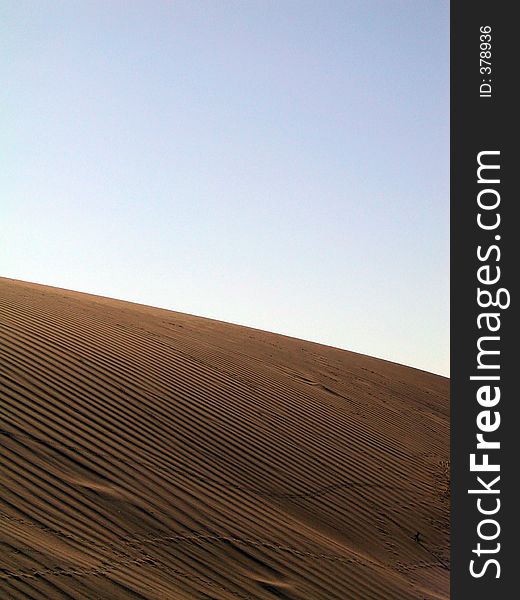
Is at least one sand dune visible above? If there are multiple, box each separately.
[0,277,449,599]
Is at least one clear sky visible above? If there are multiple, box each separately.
[1,1,449,376]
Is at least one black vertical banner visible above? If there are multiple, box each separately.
[451,2,517,598]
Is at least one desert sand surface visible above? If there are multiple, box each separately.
[0,277,449,599]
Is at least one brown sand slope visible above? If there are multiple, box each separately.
[0,277,449,599]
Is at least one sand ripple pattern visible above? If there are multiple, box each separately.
[0,278,449,599]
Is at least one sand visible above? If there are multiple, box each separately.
[0,277,449,599]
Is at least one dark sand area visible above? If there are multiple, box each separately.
[0,277,449,599]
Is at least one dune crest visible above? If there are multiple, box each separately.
[0,277,449,599]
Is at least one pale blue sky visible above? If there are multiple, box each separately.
[1,1,449,376]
